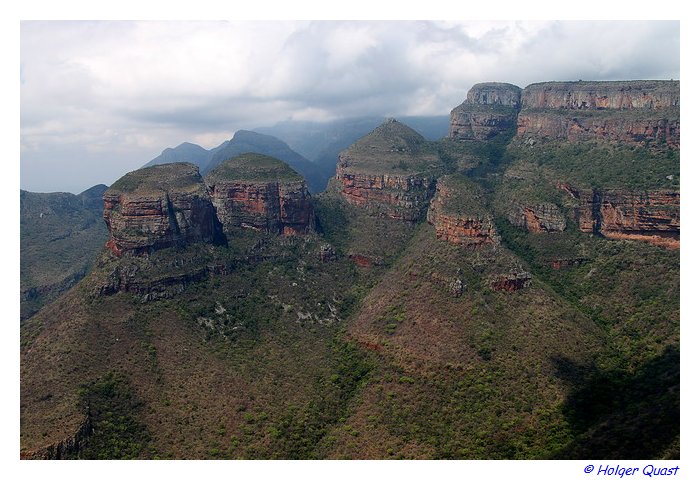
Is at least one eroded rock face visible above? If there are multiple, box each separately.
[208,180,314,236]
[520,81,679,110]
[449,82,522,140]
[506,203,566,233]
[560,184,680,249]
[336,170,435,221]
[205,153,314,236]
[427,175,499,248]
[490,272,532,292]
[103,163,219,256]
[518,80,680,148]
[335,119,440,221]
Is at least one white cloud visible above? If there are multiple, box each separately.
[20,20,680,193]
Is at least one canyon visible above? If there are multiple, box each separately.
[21,78,680,461]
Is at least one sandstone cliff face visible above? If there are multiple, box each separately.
[336,169,435,222]
[449,82,522,140]
[517,80,680,148]
[520,81,679,110]
[506,203,566,233]
[207,180,314,236]
[427,175,499,248]
[490,272,532,292]
[205,153,314,236]
[560,184,680,249]
[103,163,219,256]
[335,119,441,221]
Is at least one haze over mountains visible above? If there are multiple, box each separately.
[144,116,450,194]
[20,79,680,461]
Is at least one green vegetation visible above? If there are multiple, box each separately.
[70,372,152,459]
[20,188,108,321]
[340,120,442,175]
[507,141,679,190]
[109,162,204,193]
[21,104,679,459]
[206,153,302,183]
[436,174,490,216]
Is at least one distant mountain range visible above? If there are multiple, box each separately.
[20,184,109,321]
[144,116,450,194]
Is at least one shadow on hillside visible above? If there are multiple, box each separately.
[551,344,679,459]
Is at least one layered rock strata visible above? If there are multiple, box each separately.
[449,82,522,140]
[490,272,532,292]
[103,163,219,256]
[335,119,440,221]
[205,153,314,236]
[427,175,499,248]
[506,203,566,233]
[517,80,680,148]
[559,184,680,249]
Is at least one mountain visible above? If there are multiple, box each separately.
[20,80,679,460]
[143,141,228,171]
[204,130,326,193]
[255,115,450,191]
[20,184,109,321]
[144,131,326,194]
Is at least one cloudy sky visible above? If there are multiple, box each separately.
[20,20,680,193]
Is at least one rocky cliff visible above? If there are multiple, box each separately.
[335,119,441,221]
[427,174,499,247]
[517,80,680,148]
[506,203,566,233]
[449,82,521,140]
[103,163,220,256]
[560,184,680,249]
[205,153,314,236]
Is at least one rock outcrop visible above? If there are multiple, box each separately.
[20,416,93,460]
[517,80,680,148]
[335,119,441,221]
[559,184,680,249]
[103,163,220,256]
[490,272,532,292]
[205,153,314,236]
[427,175,499,248]
[449,82,522,140]
[506,203,566,233]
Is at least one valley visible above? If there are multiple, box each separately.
[20,80,680,460]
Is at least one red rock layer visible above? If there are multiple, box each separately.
[517,81,680,148]
[516,113,679,148]
[520,81,679,111]
[103,190,218,256]
[208,180,314,236]
[336,170,434,222]
[490,272,532,292]
[559,184,680,249]
[428,213,498,247]
[426,179,498,248]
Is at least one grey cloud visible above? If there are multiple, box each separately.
[20,20,680,194]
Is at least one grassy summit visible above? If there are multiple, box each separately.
[339,119,441,175]
[108,162,205,194]
[206,153,302,183]
[435,174,490,216]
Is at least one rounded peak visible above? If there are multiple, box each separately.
[367,118,426,143]
[108,162,205,194]
[340,119,439,174]
[206,153,302,183]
